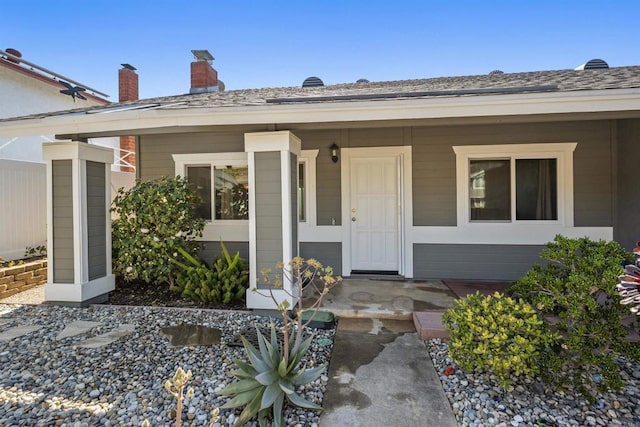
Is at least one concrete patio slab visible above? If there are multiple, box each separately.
[314,279,457,320]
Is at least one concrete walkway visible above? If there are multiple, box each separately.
[320,318,457,427]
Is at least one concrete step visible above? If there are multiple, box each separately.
[413,310,449,341]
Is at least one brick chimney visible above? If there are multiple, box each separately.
[118,64,138,172]
[190,50,218,94]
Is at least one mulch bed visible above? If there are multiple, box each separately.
[104,277,247,311]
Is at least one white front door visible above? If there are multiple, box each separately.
[350,156,399,272]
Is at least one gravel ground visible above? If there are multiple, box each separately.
[0,304,335,426]
[1,285,45,305]
[427,339,640,427]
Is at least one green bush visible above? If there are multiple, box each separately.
[443,292,555,386]
[111,177,204,286]
[508,235,633,398]
[170,242,248,304]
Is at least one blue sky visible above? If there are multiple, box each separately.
[4,0,639,100]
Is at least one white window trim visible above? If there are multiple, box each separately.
[453,142,577,229]
[172,152,249,242]
[298,149,318,224]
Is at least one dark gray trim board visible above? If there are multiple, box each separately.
[413,244,544,281]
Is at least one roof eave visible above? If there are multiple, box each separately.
[0,88,639,138]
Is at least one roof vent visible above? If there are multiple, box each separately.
[4,48,22,64]
[575,59,609,70]
[302,76,324,88]
[356,78,370,83]
[489,70,504,75]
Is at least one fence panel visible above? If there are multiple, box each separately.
[0,160,46,261]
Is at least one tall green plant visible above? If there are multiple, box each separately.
[218,257,341,426]
[508,235,633,398]
[111,177,204,286]
[170,242,248,304]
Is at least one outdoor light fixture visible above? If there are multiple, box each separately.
[330,143,340,163]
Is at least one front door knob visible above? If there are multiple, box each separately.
[351,217,356,222]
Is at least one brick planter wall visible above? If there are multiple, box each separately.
[0,259,47,299]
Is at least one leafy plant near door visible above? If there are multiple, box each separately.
[217,257,341,426]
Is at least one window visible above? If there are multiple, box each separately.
[173,153,249,223]
[298,162,306,221]
[453,143,576,226]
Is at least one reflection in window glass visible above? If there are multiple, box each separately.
[469,159,510,221]
[516,159,557,220]
[214,165,249,220]
[298,163,305,221]
[186,166,212,220]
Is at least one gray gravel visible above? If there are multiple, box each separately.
[427,339,640,427]
[0,303,334,426]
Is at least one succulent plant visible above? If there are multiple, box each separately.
[618,241,640,315]
[218,325,325,427]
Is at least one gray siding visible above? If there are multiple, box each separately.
[413,244,544,281]
[138,132,245,180]
[300,242,342,276]
[86,161,106,280]
[255,152,282,286]
[52,160,74,283]
[295,130,342,226]
[200,241,249,263]
[615,119,640,251]
[412,121,614,227]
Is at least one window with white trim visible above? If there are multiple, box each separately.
[173,153,249,223]
[297,149,319,226]
[453,143,577,225]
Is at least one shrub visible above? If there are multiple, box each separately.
[443,291,555,386]
[111,177,204,286]
[170,242,249,304]
[508,235,633,398]
[218,257,342,426]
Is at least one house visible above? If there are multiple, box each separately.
[0,52,638,308]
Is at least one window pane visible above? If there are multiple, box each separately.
[469,159,511,221]
[298,163,306,222]
[214,165,249,220]
[516,159,557,220]
[186,166,212,220]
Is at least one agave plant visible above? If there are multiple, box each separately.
[218,324,325,426]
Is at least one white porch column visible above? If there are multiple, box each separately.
[245,131,301,310]
[43,142,115,305]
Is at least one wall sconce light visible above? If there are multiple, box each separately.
[330,143,340,163]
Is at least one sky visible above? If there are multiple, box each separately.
[3,0,639,100]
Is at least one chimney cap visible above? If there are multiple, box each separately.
[191,50,214,62]
[121,63,137,71]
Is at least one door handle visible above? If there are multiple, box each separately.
[351,217,356,222]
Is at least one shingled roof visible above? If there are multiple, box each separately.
[4,65,640,122]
